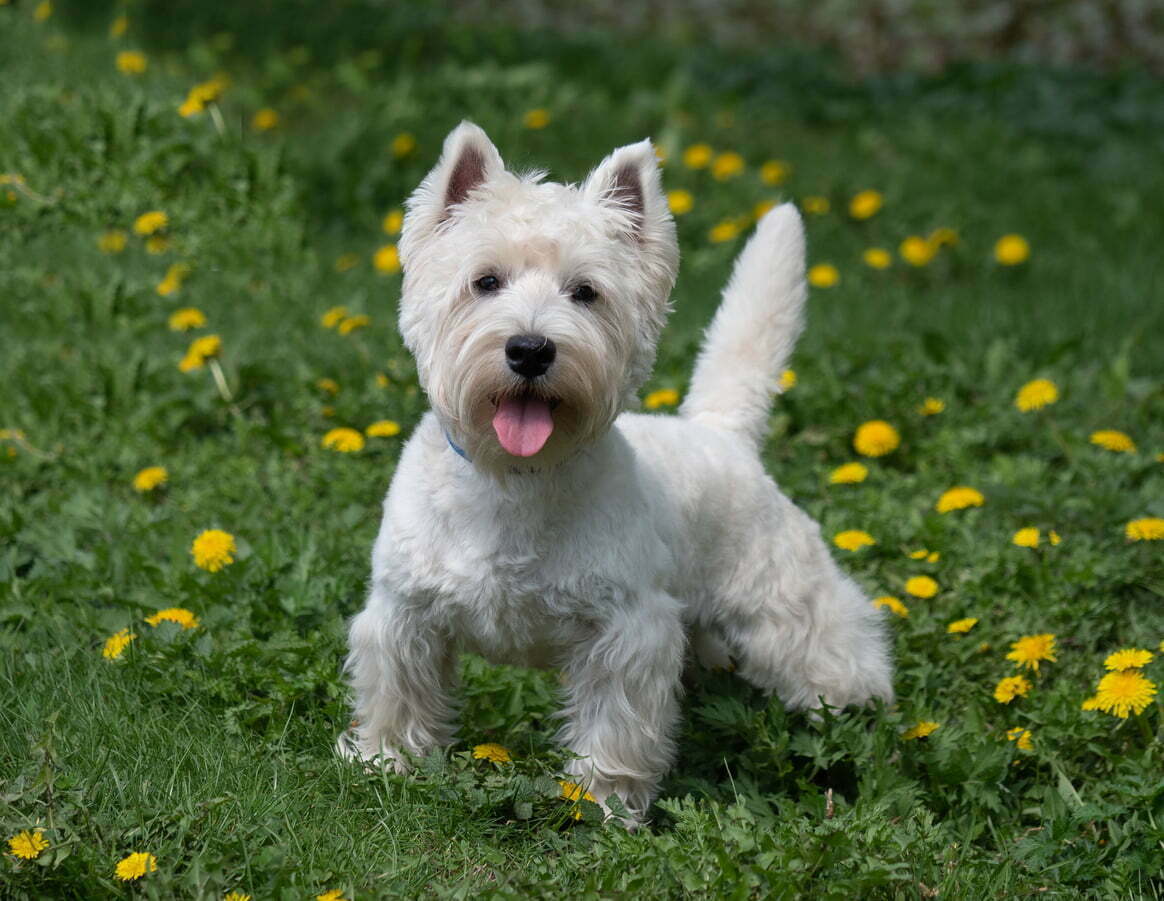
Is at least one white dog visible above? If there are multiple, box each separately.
[339,122,893,822]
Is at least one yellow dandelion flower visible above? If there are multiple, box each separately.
[316,891,347,901]
[472,743,512,763]
[559,780,597,820]
[133,210,168,236]
[366,420,401,438]
[808,263,839,288]
[338,314,370,335]
[1104,648,1154,671]
[115,50,147,75]
[391,132,417,157]
[110,14,128,38]
[334,253,359,273]
[98,229,127,253]
[1049,530,1061,545]
[322,427,365,453]
[928,227,958,248]
[753,200,776,221]
[102,629,136,660]
[778,369,796,392]
[926,551,940,562]
[872,596,909,618]
[644,388,680,410]
[114,851,157,881]
[320,306,349,328]
[711,151,745,181]
[708,220,741,243]
[834,530,876,552]
[759,159,790,185]
[667,189,694,216]
[145,607,199,629]
[947,618,978,634]
[178,334,221,372]
[829,462,868,484]
[900,235,936,267]
[1005,727,1033,750]
[1006,634,1056,672]
[382,209,404,235]
[375,372,391,388]
[801,195,829,215]
[1126,518,1164,541]
[905,575,938,599]
[522,109,550,130]
[8,829,48,860]
[316,377,339,395]
[133,466,168,492]
[373,244,400,274]
[848,190,883,220]
[1012,527,1040,548]
[993,675,1032,703]
[853,420,899,457]
[156,262,191,297]
[1092,670,1157,718]
[1090,430,1136,453]
[682,143,713,169]
[935,486,984,513]
[34,1,52,22]
[918,397,945,416]
[901,721,939,741]
[994,234,1030,266]
[145,235,171,254]
[909,549,929,560]
[251,108,279,131]
[224,892,251,901]
[863,247,891,269]
[191,529,237,573]
[168,307,206,331]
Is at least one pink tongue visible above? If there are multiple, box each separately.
[492,396,554,457]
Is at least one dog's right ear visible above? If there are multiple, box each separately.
[400,122,505,264]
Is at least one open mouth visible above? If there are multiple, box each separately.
[490,391,560,457]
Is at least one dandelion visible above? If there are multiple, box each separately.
[853,420,899,457]
[8,829,48,860]
[682,143,713,169]
[667,189,694,215]
[829,462,868,484]
[98,229,127,253]
[801,195,829,215]
[1081,695,1102,711]
[760,160,790,185]
[321,306,349,329]
[316,891,347,901]
[1126,518,1164,541]
[708,220,741,243]
[156,262,191,297]
[391,132,417,157]
[994,675,1032,703]
[936,486,984,513]
[926,551,940,562]
[778,369,796,392]
[366,420,401,438]
[1006,727,1033,750]
[900,235,936,267]
[110,14,128,37]
[928,227,958,248]
[948,618,978,634]
[168,307,206,331]
[322,428,365,453]
[316,377,339,395]
[1014,378,1059,411]
[711,151,745,181]
[808,263,839,288]
[521,109,550,130]
[34,1,52,22]
[848,190,883,220]
[334,253,359,273]
[472,743,512,763]
[382,209,404,234]
[133,210,168,236]
[115,50,147,75]
[1006,634,1056,672]
[872,596,909,618]
[375,373,391,388]
[1091,670,1157,718]
[644,388,680,410]
[191,529,237,572]
[133,466,168,492]
[115,851,157,881]
[863,248,891,269]
[905,576,938,599]
[145,235,170,254]
[753,200,775,221]
[251,108,279,131]
[901,721,939,740]
[178,334,221,372]
[102,628,136,660]
[373,244,400,274]
[1090,430,1136,453]
[178,77,228,117]
[1049,531,1061,545]
[1012,528,1040,548]
[224,893,251,901]
[1104,648,1154,671]
[559,780,597,820]
[918,397,944,416]
[909,549,929,560]
[145,607,199,629]
[338,314,370,335]
[834,530,876,551]
[994,234,1030,266]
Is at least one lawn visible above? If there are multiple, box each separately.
[2,2,1163,898]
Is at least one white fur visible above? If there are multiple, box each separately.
[340,122,893,824]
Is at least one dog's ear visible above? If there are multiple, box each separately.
[582,140,671,245]
[400,122,505,263]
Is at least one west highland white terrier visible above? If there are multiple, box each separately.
[338,121,893,823]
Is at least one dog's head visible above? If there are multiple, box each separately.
[398,121,679,471]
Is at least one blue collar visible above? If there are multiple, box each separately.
[444,430,470,461]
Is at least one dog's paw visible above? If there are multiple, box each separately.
[334,727,411,774]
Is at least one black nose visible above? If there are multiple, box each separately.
[505,334,556,379]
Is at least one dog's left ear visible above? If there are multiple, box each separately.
[583,140,672,245]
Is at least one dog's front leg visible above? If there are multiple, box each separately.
[557,593,686,825]
[339,589,456,772]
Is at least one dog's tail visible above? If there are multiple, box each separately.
[679,203,806,450]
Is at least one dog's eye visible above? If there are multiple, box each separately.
[571,284,597,303]
[474,275,501,293]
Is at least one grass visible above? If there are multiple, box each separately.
[3,2,1164,898]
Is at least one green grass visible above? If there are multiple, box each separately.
[3,3,1164,898]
